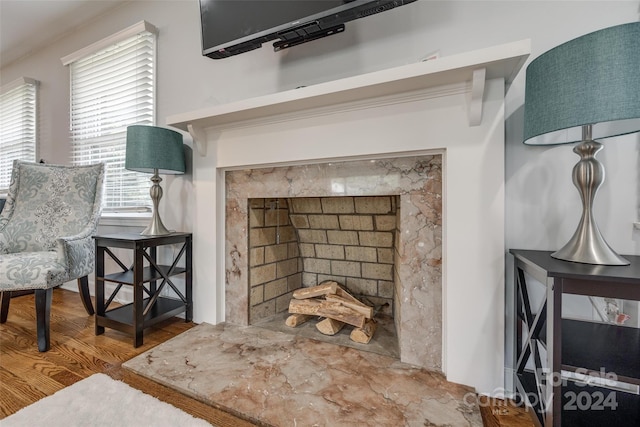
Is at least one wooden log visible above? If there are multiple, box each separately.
[316,318,345,335]
[288,299,366,328]
[289,297,321,312]
[325,294,373,319]
[292,282,338,299]
[285,314,312,327]
[288,297,324,315]
[350,319,377,344]
[335,285,364,305]
[319,306,364,328]
[289,299,322,316]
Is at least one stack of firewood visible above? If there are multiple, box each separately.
[285,281,377,344]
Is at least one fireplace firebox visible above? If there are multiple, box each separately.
[225,155,443,370]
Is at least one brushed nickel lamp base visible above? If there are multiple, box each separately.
[141,169,172,236]
[550,126,629,266]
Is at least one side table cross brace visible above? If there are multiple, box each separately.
[514,265,549,422]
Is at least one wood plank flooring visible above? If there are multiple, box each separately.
[0,288,534,427]
[479,396,536,427]
[0,288,257,426]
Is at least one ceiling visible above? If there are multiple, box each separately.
[0,0,127,67]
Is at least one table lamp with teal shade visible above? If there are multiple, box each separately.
[523,22,640,265]
[125,125,186,236]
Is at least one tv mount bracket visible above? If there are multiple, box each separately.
[273,23,346,52]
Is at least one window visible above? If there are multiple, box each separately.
[63,21,157,211]
[0,78,37,192]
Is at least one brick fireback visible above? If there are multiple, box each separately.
[248,196,399,324]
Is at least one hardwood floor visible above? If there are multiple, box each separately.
[0,288,257,426]
[479,396,535,427]
[0,288,534,427]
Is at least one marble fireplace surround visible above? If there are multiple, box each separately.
[225,155,443,369]
[167,40,530,392]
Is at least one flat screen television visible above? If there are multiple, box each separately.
[199,0,417,59]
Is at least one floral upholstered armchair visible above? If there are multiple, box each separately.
[0,160,104,351]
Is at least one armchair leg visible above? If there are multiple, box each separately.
[35,288,53,352]
[0,292,10,323]
[77,276,94,315]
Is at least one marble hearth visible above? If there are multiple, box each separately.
[225,155,442,369]
[124,323,483,427]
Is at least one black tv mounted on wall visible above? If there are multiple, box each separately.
[199,0,417,59]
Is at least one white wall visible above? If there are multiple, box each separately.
[2,0,639,395]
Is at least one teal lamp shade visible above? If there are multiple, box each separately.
[125,125,186,174]
[523,22,640,145]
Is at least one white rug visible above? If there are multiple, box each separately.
[2,373,213,427]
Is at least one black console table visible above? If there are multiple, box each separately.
[510,250,640,427]
[94,233,192,347]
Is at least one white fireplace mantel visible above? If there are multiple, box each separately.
[168,39,530,156]
[167,39,531,394]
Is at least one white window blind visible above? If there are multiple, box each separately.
[68,23,156,211]
[0,78,37,191]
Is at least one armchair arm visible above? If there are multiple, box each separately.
[56,225,97,280]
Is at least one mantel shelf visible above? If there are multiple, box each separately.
[167,39,530,156]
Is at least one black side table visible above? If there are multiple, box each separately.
[510,249,640,427]
[93,232,192,347]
